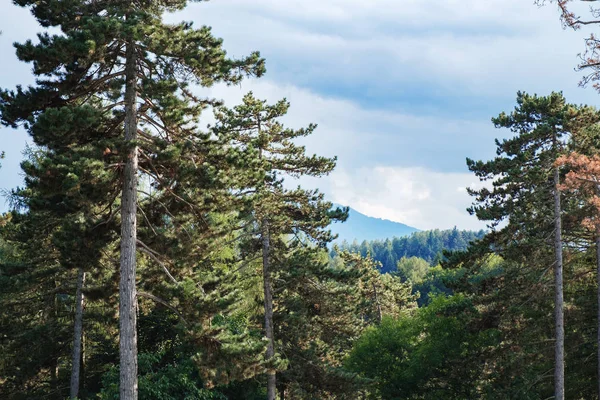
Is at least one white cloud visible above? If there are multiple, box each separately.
[175,0,596,104]
[326,166,488,231]
[1,0,596,230]
[203,78,499,172]
[203,80,494,229]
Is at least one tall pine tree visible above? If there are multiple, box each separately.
[1,1,264,397]
[468,92,596,399]
[211,92,347,398]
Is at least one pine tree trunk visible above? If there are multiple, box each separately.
[372,282,382,324]
[553,166,565,400]
[119,28,139,400]
[70,268,85,399]
[261,220,276,400]
[51,282,60,399]
[81,326,85,395]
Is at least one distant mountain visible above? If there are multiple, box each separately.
[329,205,419,242]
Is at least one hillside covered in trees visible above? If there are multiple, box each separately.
[336,228,485,272]
[4,1,600,400]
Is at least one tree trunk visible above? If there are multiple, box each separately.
[119,27,139,400]
[81,324,86,395]
[261,220,276,400]
[50,281,60,399]
[553,166,565,400]
[70,268,85,399]
[372,282,382,324]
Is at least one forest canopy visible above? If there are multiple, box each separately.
[3,1,600,400]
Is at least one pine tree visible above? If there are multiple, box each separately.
[1,1,265,397]
[275,249,415,398]
[0,141,121,399]
[467,92,596,399]
[557,152,600,397]
[211,92,347,398]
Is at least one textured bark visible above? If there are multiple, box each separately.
[261,220,276,400]
[51,282,59,398]
[70,268,86,399]
[553,166,565,400]
[119,30,139,400]
[81,326,85,395]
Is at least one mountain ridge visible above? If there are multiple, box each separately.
[329,205,420,242]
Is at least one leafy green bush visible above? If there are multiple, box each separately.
[345,295,500,399]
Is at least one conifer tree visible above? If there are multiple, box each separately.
[0,212,69,399]
[1,1,265,397]
[467,92,596,399]
[276,249,415,398]
[557,152,600,397]
[211,92,347,398]
[0,142,120,398]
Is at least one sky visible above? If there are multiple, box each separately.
[0,0,598,230]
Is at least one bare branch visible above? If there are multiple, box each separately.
[138,205,158,236]
[138,291,187,325]
[136,239,179,285]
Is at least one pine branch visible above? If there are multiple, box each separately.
[138,291,187,325]
[137,204,158,236]
[136,239,179,285]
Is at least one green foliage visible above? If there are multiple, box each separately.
[99,354,224,400]
[411,265,453,306]
[10,1,600,399]
[275,250,416,398]
[0,0,268,396]
[337,228,485,273]
[341,93,600,399]
[346,295,499,399]
[467,91,597,237]
[396,256,430,284]
[455,92,600,398]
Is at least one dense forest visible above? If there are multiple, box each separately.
[4,1,600,400]
[335,228,485,272]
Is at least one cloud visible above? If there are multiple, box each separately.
[0,0,595,230]
[204,80,494,229]
[203,79,500,173]
[326,166,488,231]
[174,0,596,110]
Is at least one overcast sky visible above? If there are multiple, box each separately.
[0,1,597,230]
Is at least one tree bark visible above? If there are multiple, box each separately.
[261,220,276,400]
[81,324,86,395]
[553,166,565,400]
[70,268,85,399]
[119,26,139,400]
[50,281,60,399]
[372,282,382,324]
